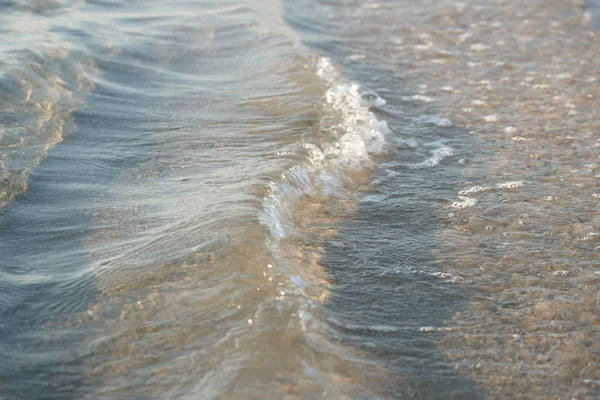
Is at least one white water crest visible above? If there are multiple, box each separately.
[260,57,392,241]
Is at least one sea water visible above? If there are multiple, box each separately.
[1,0,599,399]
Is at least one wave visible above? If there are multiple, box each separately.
[260,56,391,244]
[0,3,98,211]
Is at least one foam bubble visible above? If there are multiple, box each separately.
[260,57,392,245]
[419,326,453,333]
[409,94,435,103]
[459,185,494,196]
[408,145,453,169]
[511,136,528,142]
[316,57,340,83]
[496,181,524,189]
[452,196,478,209]
[576,232,599,242]
[451,180,525,209]
[319,63,391,168]
[348,53,366,61]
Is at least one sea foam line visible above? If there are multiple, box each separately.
[260,57,391,241]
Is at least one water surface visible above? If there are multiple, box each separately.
[1,0,599,399]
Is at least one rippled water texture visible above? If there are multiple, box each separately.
[0,0,599,399]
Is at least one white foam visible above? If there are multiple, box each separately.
[452,196,478,209]
[319,63,391,168]
[457,181,524,197]
[408,145,453,169]
[496,181,524,189]
[432,272,453,279]
[258,57,395,314]
[409,94,434,103]
[576,232,599,242]
[315,57,340,83]
[261,57,391,245]
[348,53,366,61]
[511,136,528,142]
[459,185,494,196]
[451,180,524,209]
[419,326,453,333]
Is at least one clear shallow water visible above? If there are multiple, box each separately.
[1,0,599,399]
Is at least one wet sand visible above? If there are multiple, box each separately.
[357,0,600,398]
